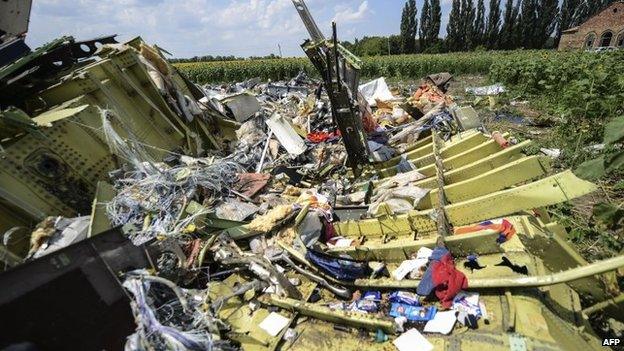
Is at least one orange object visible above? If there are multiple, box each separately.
[454,219,516,241]
[492,131,509,148]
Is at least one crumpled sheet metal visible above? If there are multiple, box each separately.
[266,113,307,156]
[221,92,262,122]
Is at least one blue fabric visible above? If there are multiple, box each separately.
[396,156,415,173]
[306,250,368,281]
[416,247,449,296]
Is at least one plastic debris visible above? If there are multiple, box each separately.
[465,83,506,96]
[259,312,290,337]
[393,328,433,351]
[358,77,396,107]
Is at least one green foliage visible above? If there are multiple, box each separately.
[554,202,623,257]
[419,0,442,51]
[176,50,530,84]
[446,0,462,51]
[175,58,316,83]
[422,41,446,54]
[593,202,624,230]
[400,0,418,54]
[473,0,486,46]
[484,0,502,48]
[576,114,624,180]
[170,54,279,63]
[499,0,519,49]
[492,49,623,257]
[490,50,624,171]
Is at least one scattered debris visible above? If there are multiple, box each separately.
[540,147,562,158]
[0,1,622,350]
[465,83,506,96]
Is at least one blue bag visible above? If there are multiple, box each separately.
[306,250,368,281]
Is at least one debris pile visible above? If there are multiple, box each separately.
[16,66,616,350]
[0,1,622,350]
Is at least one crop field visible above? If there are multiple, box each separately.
[174,50,548,83]
[174,49,624,86]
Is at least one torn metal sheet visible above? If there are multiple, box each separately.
[452,105,482,130]
[266,113,307,156]
[221,92,261,122]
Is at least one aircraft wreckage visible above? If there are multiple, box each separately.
[0,1,622,350]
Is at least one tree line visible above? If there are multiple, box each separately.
[170,53,281,63]
[343,0,617,56]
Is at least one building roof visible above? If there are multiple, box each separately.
[564,1,624,32]
[562,26,579,34]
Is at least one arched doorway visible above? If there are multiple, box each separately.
[617,31,624,48]
[600,31,613,47]
[585,33,596,49]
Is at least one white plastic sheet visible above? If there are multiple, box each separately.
[358,77,395,107]
[393,328,433,351]
[259,312,290,336]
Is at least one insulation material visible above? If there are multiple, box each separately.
[246,205,293,233]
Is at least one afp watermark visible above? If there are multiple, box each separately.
[602,338,622,347]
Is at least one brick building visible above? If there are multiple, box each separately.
[558,1,624,50]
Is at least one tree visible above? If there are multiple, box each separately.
[400,0,418,53]
[421,0,442,50]
[518,0,558,49]
[429,0,442,45]
[473,0,486,46]
[342,35,406,56]
[518,0,538,48]
[460,0,476,50]
[446,0,463,51]
[485,0,502,48]
[400,2,409,52]
[388,35,404,55]
[419,0,431,50]
[499,0,520,49]
[534,0,559,48]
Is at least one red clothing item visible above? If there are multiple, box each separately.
[307,131,336,143]
[431,254,468,309]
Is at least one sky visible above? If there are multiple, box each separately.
[26,0,455,58]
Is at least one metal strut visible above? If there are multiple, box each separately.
[291,0,325,42]
[432,131,450,244]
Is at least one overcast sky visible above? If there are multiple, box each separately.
[26,0,454,58]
